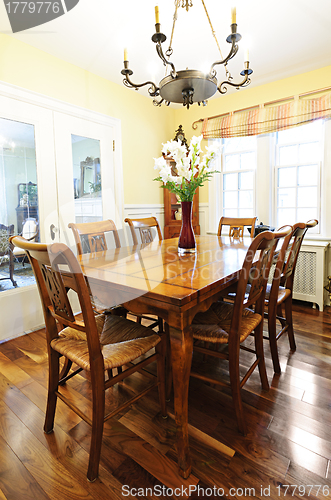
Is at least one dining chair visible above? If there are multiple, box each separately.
[10,235,167,482]
[264,219,318,373]
[218,216,257,239]
[0,223,16,287]
[68,219,121,255]
[13,217,39,265]
[190,227,291,435]
[124,216,163,245]
[68,219,163,332]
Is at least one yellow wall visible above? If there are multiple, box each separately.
[1,33,331,206]
[0,34,175,205]
[174,65,331,202]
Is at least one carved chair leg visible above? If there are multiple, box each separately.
[59,358,73,385]
[254,322,269,389]
[268,303,281,374]
[228,344,246,436]
[285,295,296,351]
[87,367,105,482]
[44,348,60,434]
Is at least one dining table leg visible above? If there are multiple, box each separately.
[168,325,193,478]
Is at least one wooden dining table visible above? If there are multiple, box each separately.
[78,234,252,479]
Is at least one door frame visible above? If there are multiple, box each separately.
[0,80,124,341]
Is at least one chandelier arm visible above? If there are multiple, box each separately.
[153,97,164,107]
[208,40,239,77]
[156,42,177,77]
[122,73,160,97]
[217,70,252,95]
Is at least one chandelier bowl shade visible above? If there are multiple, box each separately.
[121,2,252,109]
[159,70,217,104]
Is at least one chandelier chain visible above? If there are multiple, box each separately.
[200,0,223,60]
[167,1,180,58]
[121,1,252,108]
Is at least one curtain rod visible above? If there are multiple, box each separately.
[192,85,331,130]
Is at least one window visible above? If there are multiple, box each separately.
[210,119,325,236]
[221,136,257,217]
[275,121,322,228]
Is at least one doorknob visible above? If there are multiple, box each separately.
[50,224,58,240]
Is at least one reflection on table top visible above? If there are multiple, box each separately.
[79,235,251,307]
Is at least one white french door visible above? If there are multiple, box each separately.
[0,83,123,341]
[53,111,120,249]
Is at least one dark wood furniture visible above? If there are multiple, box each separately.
[10,236,167,482]
[124,216,163,245]
[0,223,16,287]
[264,219,318,373]
[69,219,163,331]
[218,216,257,239]
[190,228,290,435]
[162,156,200,239]
[74,235,258,478]
[68,219,121,255]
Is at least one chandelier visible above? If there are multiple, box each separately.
[121,1,252,109]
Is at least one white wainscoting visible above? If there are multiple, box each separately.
[122,203,209,245]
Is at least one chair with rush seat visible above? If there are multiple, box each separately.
[10,235,167,482]
[68,219,163,332]
[190,227,291,435]
[124,216,163,245]
[218,216,257,239]
[68,219,121,255]
[264,219,318,373]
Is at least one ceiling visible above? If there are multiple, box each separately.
[1,0,331,107]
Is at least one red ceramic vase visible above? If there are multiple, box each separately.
[178,201,196,254]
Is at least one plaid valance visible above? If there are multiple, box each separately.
[201,91,331,138]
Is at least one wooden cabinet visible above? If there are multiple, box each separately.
[162,155,200,239]
[164,189,200,239]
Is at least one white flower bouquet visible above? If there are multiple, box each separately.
[153,135,220,202]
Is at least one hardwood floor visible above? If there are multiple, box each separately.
[0,302,330,499]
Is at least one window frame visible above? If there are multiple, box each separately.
[220,138,257,219]
[272,124,322,234]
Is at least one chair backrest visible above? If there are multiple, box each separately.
[280,219,318,290]
[0,224,14,255]
[22,218,39,241]
[218,216,257,239]
[68,220,121,255]
[124,217,163,245]
[231,227,291,333]
[266,225,293,304]
[10,236,102,363]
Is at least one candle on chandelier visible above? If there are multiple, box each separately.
[124,48,128,61]
[245,48,249,62]
[155,5,160,24]
[231,6,236,24]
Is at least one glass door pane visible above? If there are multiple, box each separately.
[0,118,38,291]
[54,111,116,250]
[71,135,103,223]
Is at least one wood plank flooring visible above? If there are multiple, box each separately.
[0,302,330,499]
